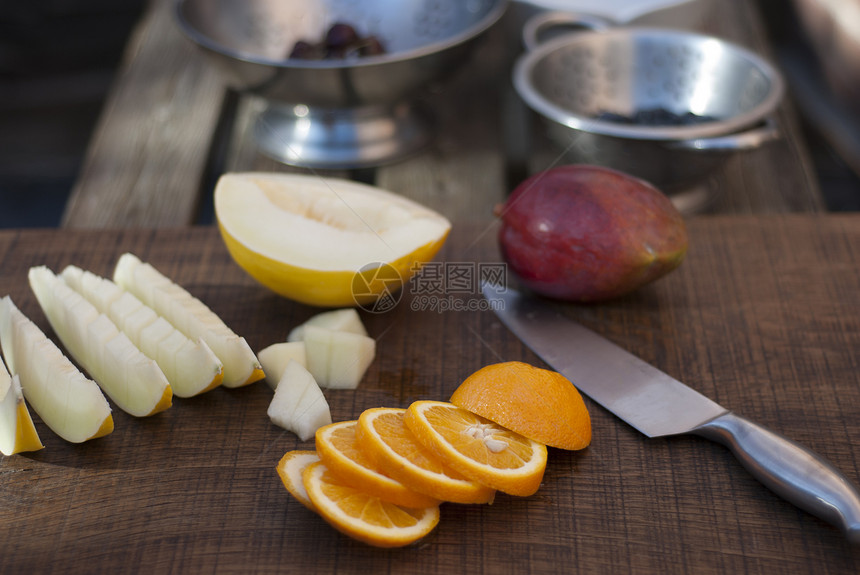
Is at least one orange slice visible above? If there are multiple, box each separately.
[403,401,547,497]
[450,361,592,450]
[302,461,440,548]
[276,450,320,511]
[356,407,496,505]
[315,420,439,508]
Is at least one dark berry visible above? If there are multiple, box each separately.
[325,23,359,50]
[358,35,386,56]
[289,40,322,59]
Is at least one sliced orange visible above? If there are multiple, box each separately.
[315,420,439,508]
[450,361,592,450]
[302,461,440,548]
[276,450,320,511]
[403,401,547,497]
[356,407,496,505]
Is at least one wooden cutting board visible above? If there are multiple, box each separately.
[1,216,859,574]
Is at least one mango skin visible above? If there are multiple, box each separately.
[497,165,688,302]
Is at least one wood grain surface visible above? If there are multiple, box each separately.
[1,216,859,573]
[61,0,824,229]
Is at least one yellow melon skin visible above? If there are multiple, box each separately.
[218,222,449,308]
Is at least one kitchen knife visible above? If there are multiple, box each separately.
[482,282,860,543]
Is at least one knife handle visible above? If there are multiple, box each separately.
[692,411,860,543]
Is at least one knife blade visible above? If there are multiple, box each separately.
[482,282,860,543]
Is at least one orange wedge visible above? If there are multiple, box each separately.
[302,461,440,548]
[450,361,592,450]
[403,401,547,497]
[356,407,496,505]
[315,420,439,508]
[276,450,320,511]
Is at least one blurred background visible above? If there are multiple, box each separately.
[0,0,858,228]
[0,1,145,227]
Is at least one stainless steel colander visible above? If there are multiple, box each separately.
[175,0,507,168]
[514,11,785,193]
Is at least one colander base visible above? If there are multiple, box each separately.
[253,101,432,169]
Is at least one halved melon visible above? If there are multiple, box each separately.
[213,173,451,307]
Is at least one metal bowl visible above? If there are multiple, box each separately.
[175,0,507,168]
[513,12,785,194]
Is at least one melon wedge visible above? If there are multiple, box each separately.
[213,172,451,307]
[0,355,43,455]
[61,265,223,398]
[258,341,306,390]
[287,308,367,342]
[29,266,172,417]
[0,296,113,443]
[267,360,331,441]
[113,253,263,388]
[302,325,375,389]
